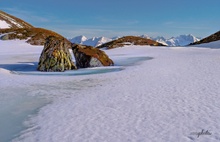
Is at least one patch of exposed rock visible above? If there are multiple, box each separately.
[72,44,114,68]
[38,36,77,72]
[97,36,166,49]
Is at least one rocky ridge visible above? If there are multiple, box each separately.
[0,27,70,45]
[0,10,33,29]
[97,36,165,49]
[0,10,69,46]
[189,31,220,45]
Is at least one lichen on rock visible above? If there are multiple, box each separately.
[38,36,77,72]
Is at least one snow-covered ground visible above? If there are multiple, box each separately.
[0,20,10,29]
[1,40,220,142]
[190,40,220,49]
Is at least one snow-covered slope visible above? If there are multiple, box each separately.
[0,10,33,29]
[0,20,10,28]
[69,36,112,47]
[190,40,220,48]
[1,40,220,142]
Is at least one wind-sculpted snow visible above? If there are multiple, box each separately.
[1,40,220,142]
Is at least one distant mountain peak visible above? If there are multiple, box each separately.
[140,34,151,39]
[69,36,112,47]
[153,34,201,46]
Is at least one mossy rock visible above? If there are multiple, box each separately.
[38,36,77,72]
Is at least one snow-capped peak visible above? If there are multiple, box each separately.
[166,34,200,46]
[69,35,88,44]
[153,34,201,46]
[140,34,151,39]
[69,36,112,47]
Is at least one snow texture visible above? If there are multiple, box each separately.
[1,40,220,142]
[190,40,220,48]
[0,20,10,29]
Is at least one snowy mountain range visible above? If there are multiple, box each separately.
[69,34,201,47]
[153,34,201,46]
[69,36,112,47]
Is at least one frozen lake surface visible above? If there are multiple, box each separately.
[0,40,152,141]
[0,89,49,142]
[1,40,220,142]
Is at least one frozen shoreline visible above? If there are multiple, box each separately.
[0,88,50,142]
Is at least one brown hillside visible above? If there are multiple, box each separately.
[0,10,70,46]
[97,36,166,49]
[189,31,220,45]
[0,27,70,45]
[0,10,33,29]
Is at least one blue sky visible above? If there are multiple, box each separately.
[0,0,219,38]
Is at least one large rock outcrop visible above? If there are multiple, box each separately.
[38,36,77,72]
[72,44,114,68]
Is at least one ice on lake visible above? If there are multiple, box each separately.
[0,88,50,142]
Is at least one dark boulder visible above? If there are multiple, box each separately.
[72,44,114,68]
[38,36,77,72]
